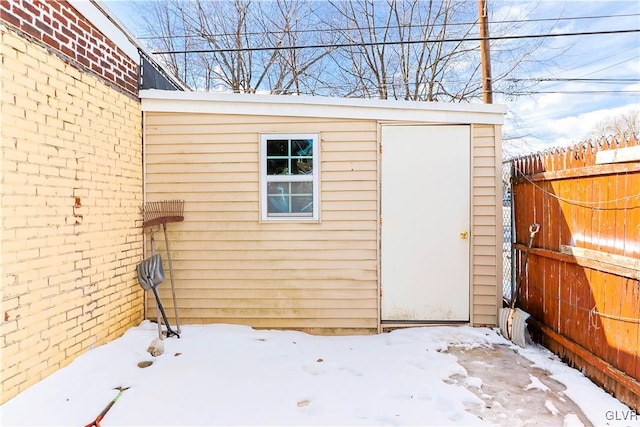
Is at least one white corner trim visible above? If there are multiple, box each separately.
[140,90,507,125]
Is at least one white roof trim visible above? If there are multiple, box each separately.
[140,90,506,125]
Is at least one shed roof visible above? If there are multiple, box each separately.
[140,90,506,125]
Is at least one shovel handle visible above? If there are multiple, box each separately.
[84,401,115,427]
[512,222,540,309]
[529,223,540,237]
[84,388,128,427]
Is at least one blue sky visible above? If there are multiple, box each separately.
[490,1,640,156]
[103,0,639,156]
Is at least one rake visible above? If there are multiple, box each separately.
[142,200,184,336]
[143,200,184,228]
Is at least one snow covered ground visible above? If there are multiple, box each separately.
[1,322,637,426]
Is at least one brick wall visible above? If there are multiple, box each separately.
[0,0,139,96]
[0,2,144,404]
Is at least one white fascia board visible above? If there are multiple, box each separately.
[68,0,139,60]
[140,90,507,125]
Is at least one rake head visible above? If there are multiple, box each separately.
[142,200,184,228]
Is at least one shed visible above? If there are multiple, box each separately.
[140,90,507,334]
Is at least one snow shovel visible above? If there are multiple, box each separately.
[136,254,180,339]
[499,222,539,347]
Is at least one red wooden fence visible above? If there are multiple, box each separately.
[511,134,640,411]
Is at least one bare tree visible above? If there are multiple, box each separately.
[135,0,567,104]
[589,109,640,140]
[258,0,335,95]
[319,0,566,102]
[323,0,393,99]
[323,0,481,101]
[137,1,195,88]
[136,0,331,93]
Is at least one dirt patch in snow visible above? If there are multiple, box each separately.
[447,344,592,427]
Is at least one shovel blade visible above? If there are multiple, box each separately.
[499,307,530,348]
[498,307,513,340]
[511,308,530,348]
[136,254,165,290]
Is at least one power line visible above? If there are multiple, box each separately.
[507,78,640,83]
[152,28,640,55]
[504,53,640,90]
[578,55,640,79]
[504,90,640,95]
[530,55,640,91]
[137,12,640,41]
[528,51,640,91]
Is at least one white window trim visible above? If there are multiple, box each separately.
[260,133,320,221]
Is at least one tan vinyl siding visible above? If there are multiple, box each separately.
[471,124,502,326]
[144,112,379,334]
[142,104,503,333]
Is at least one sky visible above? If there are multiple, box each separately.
[488,1,640,157]
[102,0,640,157]
[1,322,636,426]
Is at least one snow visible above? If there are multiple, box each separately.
[1,322,637,426]
[465,376,484,390]
[525,374,551,392]
[564,413,585,427]
[546,400,561,416]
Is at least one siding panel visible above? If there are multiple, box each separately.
[471,124,501,326]
[143,112,502,332]
[144,112,379,333]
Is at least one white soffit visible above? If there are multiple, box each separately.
[140,90,507,125]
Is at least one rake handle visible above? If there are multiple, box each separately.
[163,223,181,334]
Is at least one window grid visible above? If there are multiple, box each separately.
[261,134,319,221]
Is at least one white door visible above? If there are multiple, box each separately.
[381,125,470,322]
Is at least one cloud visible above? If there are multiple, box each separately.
[495,0,639,157]
[504,102,639,157]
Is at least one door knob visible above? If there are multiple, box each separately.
[460,231,469,239]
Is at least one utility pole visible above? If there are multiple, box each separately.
[478,0,493,104]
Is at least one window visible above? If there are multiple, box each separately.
[261,134,319,221]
